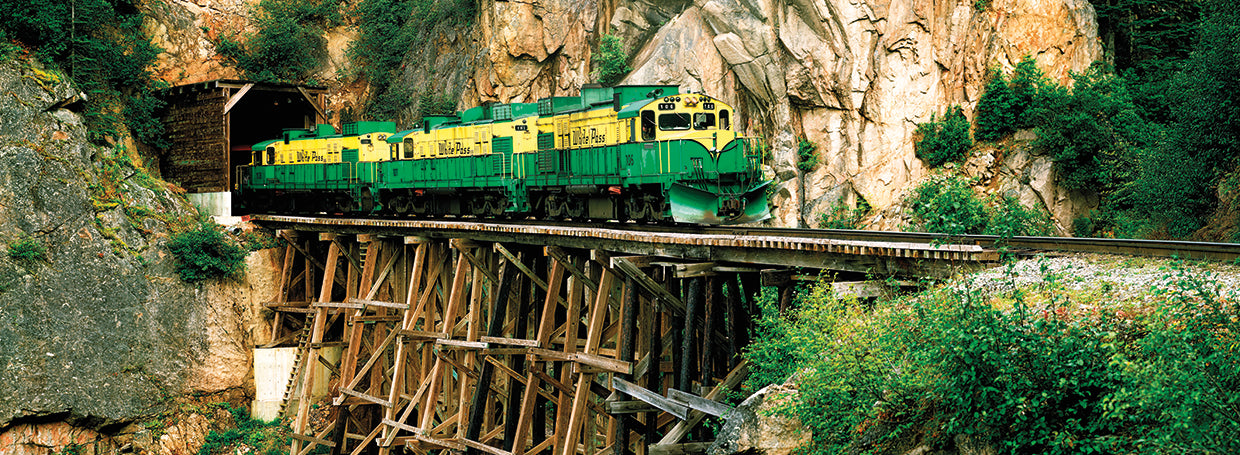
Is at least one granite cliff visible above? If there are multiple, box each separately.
[0,56,281,455]
[145,0,1102,230]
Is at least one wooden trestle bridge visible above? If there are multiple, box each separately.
[252,215,997,455]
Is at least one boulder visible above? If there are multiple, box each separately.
[708,382,811,455]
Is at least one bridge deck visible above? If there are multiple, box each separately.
[250,215,999,278]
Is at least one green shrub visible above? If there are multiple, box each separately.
[1008,57,1043,129]
[216,0,342,83]
[167,217,248,282]
[906,174,987,235]
[796,138,818,172]
[974,69,1015,141]
[984,194,1053,238]
[197,404,288,455]
[1107,265,1240,453]
[817,198,870,229]
[1131,1,1240,238]
[974,57,1045,142]
[914,105,972,168]
[594,33,630,86]
[743,284,931,454]
[745,255,1240,454]
[349,0,417,120]
[416,91,458,121]
[348,0,473,121]
[0,30,22,58]
[1027,64,1150,192]
[410,0,475,28]
[0,0,167,147]
[8,235,46,261]
[929,286,1128,453]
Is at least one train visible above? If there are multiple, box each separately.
[234,84,770,225]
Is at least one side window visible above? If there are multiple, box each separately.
[404,139,415,159]
[720,110,730,130]
[693,113,716,130]
[266,146,276,165]
[641,111,656,141]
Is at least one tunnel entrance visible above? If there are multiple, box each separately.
[159,80,328,215]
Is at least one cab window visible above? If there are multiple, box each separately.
[266,146,276,165]
[403,139,415,159]
[658,113,691,131]
[641,111,656,141]
[720,110,731,130]
[693,113,716,130]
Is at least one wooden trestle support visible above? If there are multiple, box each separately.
[266,230,761,455]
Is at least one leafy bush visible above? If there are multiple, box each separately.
[817,198,870,229]
[0,0,167,147]
[0,30,23,58]
[417,91,458,121]
[974,69,1015,141]
[906,174,988,235]
[745,258,1240,454]
[346,0,473,121]
[1027,64,1150,193]
[930,286,1128,453]
[1008,57,1043,129]
[796,138,818,172]
[1107,266,1240,453]
[349,0,417,120]
[975,57,1045,142]
[914,105,972,167]
[410,0,475,28]
[8,235,46,261]
[167,217,248,282]
[984,194,1053,238]
[743,284,931,454]
[1132,0,1240,238]
[216,0,342,83]
[594,33,630,86]
[197,404,288,455]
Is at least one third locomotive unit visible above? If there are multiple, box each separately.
[235,85,770,225]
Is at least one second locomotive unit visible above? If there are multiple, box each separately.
[236,85,770,225]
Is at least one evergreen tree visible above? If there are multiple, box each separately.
[1009,56,1043,129]
[594,34,630,86]
[1136,0,1240,237]
[974,70,1013,141]
[915,105,972,167]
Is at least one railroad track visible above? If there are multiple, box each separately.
[247,214,1240,263]
[497,219,1240,261]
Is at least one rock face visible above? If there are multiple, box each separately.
[140,0,1101,230]
[0,56,281,453]
[609,0,1101,228]
[141,0,249,85]
[437,0,1102,229]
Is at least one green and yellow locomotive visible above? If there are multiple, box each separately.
[235,85,770,225]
